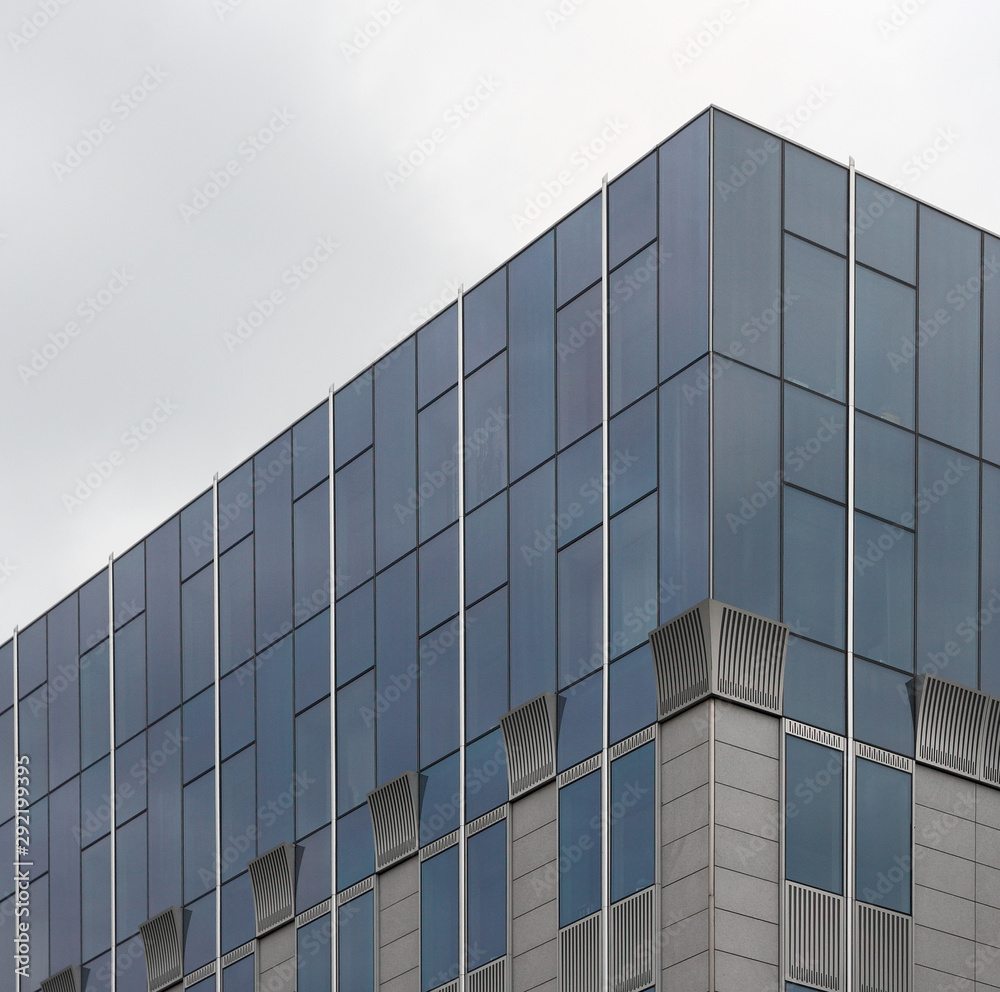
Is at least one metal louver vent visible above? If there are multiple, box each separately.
[856,742,912,773]
[368,771,420,871]
[979,696,1000,787]
[916,676,985,778]
[855,902,911,992]
[785,881,843,991]
[559,912,601,992]
[427,982,458,992]
[467,959,506,992]
[649,599,787,720]
[609,887,654,992]
[139,907,184,992]
[500,693,558,799]
[41,966,81,992]
[247,842,297,936]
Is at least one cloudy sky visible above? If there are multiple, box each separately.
[2,0,997,635]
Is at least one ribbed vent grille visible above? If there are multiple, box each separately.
[420,829,459,860]
[610,725,656,760]
[717,605,786,712]
[368,771,420,871]
[221,942,253,968]
[785,881,843,991]
[467,959,506,992]
[786,720,845,750]
[183,964,214,987]
[139,907,184,992]
[916,677,985,777]
[559,912,601,992]
[427,982,458,992]
[468,805,506,836]
[558,753,601,787]
[337,876,374,905]
[856,743,913,773]
[609,887,654,992]
[649,604,709,719]
[296,898,331,925]
[979,696,1000,787]
[247,842,297,935]
[855,902,911,992]
[500,693,558,798]
[41,966,81,992]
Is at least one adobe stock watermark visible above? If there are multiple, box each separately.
[408,277,460,328]
[900,126,959,184]
[62,397,179,513]
[511,117,628,232]
[52,66,168,181]
[715,132,781,202]
[0,557,17,585]
[877,0,937,39]
[222,236,339,352]
[8,0,78,54]
[178,107,295,223]
[673,0,752,71]
[17,268,135,385]
[384,76,501,192]
[774,85,832,138]
[214,0,249,20]
[544,0,590,28]
[341,0,403,61]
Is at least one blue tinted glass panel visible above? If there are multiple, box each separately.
[255,434,294,649]
[984,236,1000,467]
[50,778,81,969]
[467,821,507,966]
[419,524,459,634]
[82,836,112,960]
[609,644,656,744]
[337,805,374,891]
[418,304,458,408]
[221,746,256,879]
[182,565,214,699]
[557,284,602,448]
[610,742,655,902]
[610,245,658,413]
[218,459,253,553]
[784,235,847,400]
[0,711,10,825]
[293,402,329,499]
[297,915,333,992]
[295,610,330,713]
[220,538,254,674]
[145,518,181,723]
[80,641,110,768]
[294,481,330,625]
[335,374,373,470]
[336,581,374,688]
[558,529,602,689]
[337,671,374,814]
[180,492,214,581]
[29,794,49,877]
[221,664,254,759]
[148,709,183,913]
[609,393,656,516]
[418,388,459,542]
[509,233,555,478]
[115,733,146,825]
[48,595,80,787]
[80,568,109,650]
[784,144,847,254]
[116,813,147,936]
[335,451,374,597]
[556,194,601,306]
[419,751,461,844]
[557,670,602,772]
[783,637,846,735]
[221,873,254,953]
[296,699,331,838]
[855,513,913,672]
[464,268,506,373]
[509,463,556,706]
[557,428,602,548]
[17,617,45,699]
[81,757,110,846]
[256,636,294,850]
[184,688,214,783]
[855,414,914,525]
[855,178,916,284]
[783,488,845,649]
[421,846,460,991]
[611,494,658,659]
[918,207,981,454]
[375,339,417,569]
[184,892,216,972]
[785,737,842,893]
[916,440,979,687]
[114,544,144,629]
[855,266,915,429]
[854,658,915,757]
[982,465,1000,696]
[609,153,656,269]
[20,686,47,795]
[660,361,709,617]
[713,113,781,374]
[465,493,507,604]
[660,112,709,380]
[783,385,846,502]
[714,363,780,619]
[856,759,911,913]
[184,772,216,903]
[420,624,460,767]
[376,554,418,781]
[296,823,332,913]
[465,353,508,508]
[465,729,508,821]
[559,771,601,926]
[115,615,146,745]
[0,639,12,713]
[339,891,375,991]
[466,589,508,741]
[223,955,254,992]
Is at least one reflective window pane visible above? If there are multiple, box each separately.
[336,581,374,688]
[609,393,657,515]
[292,402,329,499]
[982,465,1000,696]
[558,529,603,689]
[180,492,214,582]
[418,388,459,542]
[335,452,374,597]
[783,385,845,502]
[80,641,110,768]
[466,590,508,742]
[467,821,506,967]
[420,623,460,767]
[785,737,842,893]
[609,152,656,269]
[610,742,655,902]
[145,518,181,723]
[421,846,460,992]
[221,873,254,954]
[334,373,372,470]
[557,284,602,448]
[296,824,332,914]
[417,304,458,408]
[114,615,146,745]
[783,637,845,736]
[419,752,460,845]
[295,610,330,713]
[556,429,602,549]
[218,459,253,553]
[221,664,254,760]
[220,538,254,674]
[855,177,916,284]
[464,267,506,373]
[856,759,911,913]
[50,598,82,782]
[609,644,657,745]
[559,770,602,927]
[610,245,658,413]
[256,635,294,851]
[854,658,915,757]
[182,565,214,700]
[339,892,375,991]
[556,194,601,306]
[255,435,294,648]
[465,353,508,509]
[337,805,374,891]
[465,493,507,605]
[419,523,459,635]
[855,414,914,526]
[557,670,602,773]
[294,481,330,625]
[783,143,847,254]
[611,495,658,659]
[296,699,331,838]
[113,544,144,629]
[221,746,256,879]
[338,672,375,814]
[984,235,1000,467]
[465,729,508,822]
[297,915,332,992]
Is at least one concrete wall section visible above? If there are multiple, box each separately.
[379,858,420,992]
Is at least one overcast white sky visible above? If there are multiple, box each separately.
[1,0,997,636]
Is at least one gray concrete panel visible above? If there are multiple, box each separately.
[715,866,779,924]
[914,964,974,991]
[661,907,709,968]
[715,741,779,798]
[660,702,710,762]
[511,899,558,957]
[662,783,710,839]
[914,924,976,981]
[379,857,420,911]
[916,803,977,860]
[661,949,709,992]
[511,821,558,880]
[512,862,557,919]
[381,931,420,984]
[978,823,1000,870]
[715,699,780,758]
[511,937,558,992]
[661,824,709,884]
[915,845,977,900]
[511,784,556,840]
[978,864,1000,910]
[915,766,977,818]
[715,783,780,840]
[914,884,976,940]
[258,922,296,972]
[661,741,710,804]
[715,824,779,882]
[661,865,709,925]
[714,950,780,992]
[715,908,779,966]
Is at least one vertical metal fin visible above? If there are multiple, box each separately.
[915,676,986,778]
[367,771,420,871]
[247,842,297,936]
[785,881,843,991]
[649,603,709,719]
[500,693,558,798]
[559,912,601,992]
[855,902,911,992]
[608,887,654,992]
[978,695,1000,787]
[139,907,184,992]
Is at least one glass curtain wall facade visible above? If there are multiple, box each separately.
[4,107,1000,992]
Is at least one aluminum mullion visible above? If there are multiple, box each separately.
[213,474,222,982]
[457,286,468,989]
[600,173,611,992]
[11,627,18,992]
[108,555,117,992]
[328,385,339,990]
